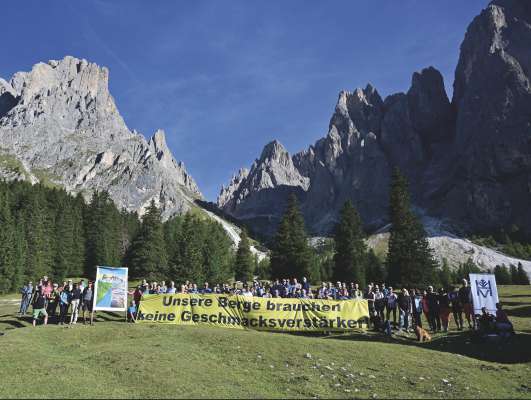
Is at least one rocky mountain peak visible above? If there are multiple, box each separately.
[259,140,291,166]
[0,56,202,219]
[406,66,453,145]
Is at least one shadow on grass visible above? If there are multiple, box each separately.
[502,294,531,298]
[0,319,26,329]
[502,300,530,306]
[324,330,531,364]
[506,305,531,318]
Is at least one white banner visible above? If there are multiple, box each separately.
[469,273,499,315]
[94,266,128,311]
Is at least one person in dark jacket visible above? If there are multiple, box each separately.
[458,279,473,329]
[427,286,441,332]
[398,289,412,332]
[58,286,71,325]
[448,286,463,330]
[82,281,95,325]
[32,287,48,327]
[69,283,82,325]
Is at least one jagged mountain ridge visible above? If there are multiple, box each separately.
[0,56,202,218]
[218,0,531,240]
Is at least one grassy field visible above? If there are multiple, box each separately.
[0,286,530,399]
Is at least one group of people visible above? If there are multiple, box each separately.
[19,276,95,326]
[22,275,514,339]
[128,277,514,336]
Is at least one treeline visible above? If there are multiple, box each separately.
[265,168,531,288]
[0,180,237,294]
[471,234,531,261]
[1,170,529,294]
[264,168,437,287]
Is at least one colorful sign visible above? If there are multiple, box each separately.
[469,273,499,315]
[94,266,128,311]
[136,294,369,332]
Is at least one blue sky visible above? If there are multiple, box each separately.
[1,0,488,200]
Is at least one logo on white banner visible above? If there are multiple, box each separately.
[475,278,492,298]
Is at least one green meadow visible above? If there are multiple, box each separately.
[0,286,530,399]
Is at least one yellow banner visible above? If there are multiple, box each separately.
[136,294,369,332]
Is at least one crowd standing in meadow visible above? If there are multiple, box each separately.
[20,275,514,340]
[18,276,94,327]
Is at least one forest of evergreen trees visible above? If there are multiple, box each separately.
[0,180,236,294]
[0,169,529,295]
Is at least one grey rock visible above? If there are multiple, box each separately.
[0,56,202,218]
[219,1,531,239]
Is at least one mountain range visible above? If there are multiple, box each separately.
[218,0,531,240]
[0,56,201,219]
[0,0,530,272]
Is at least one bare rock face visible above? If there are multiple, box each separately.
[0,56,202,217]
[219,71,450,235]
[219,0,531,239]
[437,0,531,235]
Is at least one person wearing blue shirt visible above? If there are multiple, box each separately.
[58,287,71,325]
[302,277,310,293]
[201,282,213,294]
[19,281,33,315]
[128,301,137,322]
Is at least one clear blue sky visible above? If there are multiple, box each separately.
[1,0,488,200]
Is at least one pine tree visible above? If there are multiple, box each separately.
[438,258,453,288]
[270,194,318,280]
[85,191,122,277]
[202,220,234,283]
[234,229,254,282]
[386,168,438,287]
[510,264,518,285]
[365,249,386,284]
[22,190,53,280]
[255,257,271,280]
[333,201,367,285]
[0,192,16,293]
[494,265,512,285]
[172,213,205,283]
[127,200,168,280]
[516,263,530,285]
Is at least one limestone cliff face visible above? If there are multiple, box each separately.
[0,56,202,217]
[219,0,531,238]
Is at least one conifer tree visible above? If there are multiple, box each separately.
[494,264,512,285]
[516,263,530,285]
[234,229,254,282]
[127,200,168,280]
[438,258,453,288]
[0,192,16,293]
[270,194,318,280]
[202,220,234,283]
[510,264,518,285]
[333,201,367,285]
[386,168,437,286]
[23,190,53,280]
[85,191,121,276]
[173,213,205,283]
[365,249,386,284]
